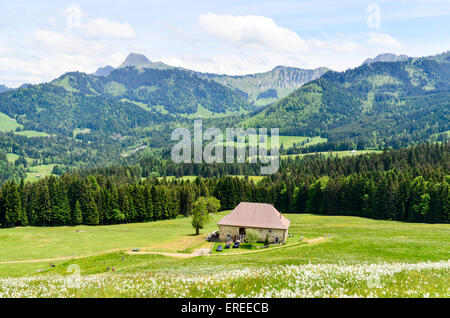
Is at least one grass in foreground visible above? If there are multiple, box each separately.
[0,261,448,298]
[0,214,448,298]
[0,214,448,275]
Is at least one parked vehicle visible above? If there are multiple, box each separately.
[225,243,231,249]
[216,244,223,252]
[233,241,240,248]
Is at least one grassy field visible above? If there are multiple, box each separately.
[278,136,326,149]
[181,104,248,119]
[24,164,57,182]
[156,175,266,183]
[156,176,200,182]
[0,112,22,132]
[0,113,50,137]
[281,149,382,159]
[6,153,34,165]
[0,213,448,297]
[4,157,56,181]
[14,130,50,138]
[221,135,326,149]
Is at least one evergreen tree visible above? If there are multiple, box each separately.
[73,200,83,225]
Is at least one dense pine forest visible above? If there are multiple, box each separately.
[1,142,448,228]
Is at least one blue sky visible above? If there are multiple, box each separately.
[0,0,449,87]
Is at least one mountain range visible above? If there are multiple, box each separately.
[243,51,450,148]
[0,51,449,177]
[0,85,10,93]
[199,66,329,106]
[362,53,409,65]
[90,53,329,107]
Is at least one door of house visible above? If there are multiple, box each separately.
[239,228,246,241]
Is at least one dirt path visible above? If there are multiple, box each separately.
[126,237,329,258]
[0,246,212,264]
[0,237,330,264]
[0,247,132,265]
[125,247,211,258]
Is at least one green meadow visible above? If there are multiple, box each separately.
[156,175,265,183]
[0,213,448,276]
[0,112,22,132]
[281,149,382,159]
[24,164,57,182]
[14,130,49,138]
[0,213,448,297]
[221,135,326,149]
[0,112,49,137]
[0,213,449,297]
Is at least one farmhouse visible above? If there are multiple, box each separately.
[217,202,290,243]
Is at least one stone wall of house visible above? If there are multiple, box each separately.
[218,225,288,243]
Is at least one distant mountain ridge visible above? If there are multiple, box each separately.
[362,53,409,65]
[0,85,9,93]
[93,65,114,77]
[199,66,330,106]
[244,51,450,149]
[89,53,330,106]
[118,53,174,70]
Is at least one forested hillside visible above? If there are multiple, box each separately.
[243,52,450,148]
[0,58,252,178]
[0,51,449,186]
[52,67,250,115]
[0,83,172,137]
[1,142,448,228]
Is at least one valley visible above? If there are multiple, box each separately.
[0,51,449,185]
[0,50,449,300]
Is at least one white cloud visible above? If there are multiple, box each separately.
[330,41,362,53]
[81,18,135,39]
[0,52,125,87]
[198,13,309,53]
[368,33,403,49]
[34,29,107,54]
[63,4,135,39]
[308,38,362,54]
[0,2,137,87]
[0,47,15,55]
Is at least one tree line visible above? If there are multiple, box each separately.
[0,142,448,227]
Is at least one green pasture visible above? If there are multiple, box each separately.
[0,213,448,278]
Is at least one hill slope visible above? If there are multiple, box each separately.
[51,67,250,115]
[0,85,10,93]
[244,52,450,148]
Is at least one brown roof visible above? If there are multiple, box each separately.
[217,202,290,230]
